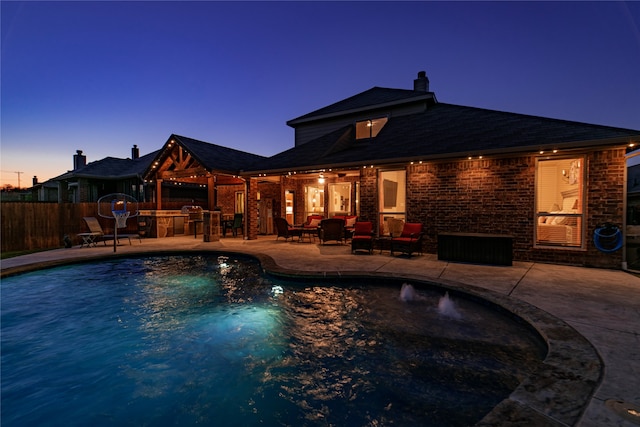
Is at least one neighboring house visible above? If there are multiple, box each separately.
[38,136,267,213]
[241,71,640,268]
[35,146,156,203]
[31,177,61,202]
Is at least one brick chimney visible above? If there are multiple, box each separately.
[33,176,38,186]
[132,144,140,159]
[73,150,86,170]
[413,71,429,92]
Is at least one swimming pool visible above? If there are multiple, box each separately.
[1,254,546,426]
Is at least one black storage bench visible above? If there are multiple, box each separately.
[437,232,513,266]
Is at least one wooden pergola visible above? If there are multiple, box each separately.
[142,137,246,211]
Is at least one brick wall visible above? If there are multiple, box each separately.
[216,184,244,216]
[402,148,626,268]
[407,157,535,259]
[358,167,378,223]
[320,148,624,268]
[247,179,259,239]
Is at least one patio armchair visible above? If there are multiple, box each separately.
[319,218,345,245]
[351,221,374,254]
[333,215,358,240]
[391,222,424,257]
[224,213,243,237]
[274,217,302,241]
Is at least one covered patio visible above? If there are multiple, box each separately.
[140,135,264,238]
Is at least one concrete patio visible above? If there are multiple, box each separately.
[2,234,639,426]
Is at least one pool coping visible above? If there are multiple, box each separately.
[1,249,603,427]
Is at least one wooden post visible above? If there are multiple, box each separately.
[207,175,216,211]
[155,179,163,210]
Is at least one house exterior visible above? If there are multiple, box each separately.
[34,146,157,203]
[241,72,640,269]
[39,137,267,216]
[35,71,640,269]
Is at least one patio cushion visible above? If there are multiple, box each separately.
[354,222,372,234]
[352,235,372,241]
[304,215,323,228]
[393,236,417,243]
[307,218,321,227]
[401,223,422,237]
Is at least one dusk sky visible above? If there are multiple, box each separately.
[2,1,639,188]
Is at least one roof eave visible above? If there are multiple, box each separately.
[241,136,635,176]
[60,173,143,181]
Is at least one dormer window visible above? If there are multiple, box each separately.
[356,117,388,140]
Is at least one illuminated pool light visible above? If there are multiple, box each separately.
[605,400,640,425]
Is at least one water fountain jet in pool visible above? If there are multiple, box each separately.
[399,282,429,302]
[438,291,462,319]
[399,282,417,301]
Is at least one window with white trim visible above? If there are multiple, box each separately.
[304,185,324,218]
[535,157,585,247]
[328,183,351,217]
[378,169,406,236]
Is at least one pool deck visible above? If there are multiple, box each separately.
[2,234,639,427]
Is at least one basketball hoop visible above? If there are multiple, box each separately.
[98,193,139,253]
[113,210,130,229]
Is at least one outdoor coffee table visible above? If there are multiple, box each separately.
[299,227,318,243]
[374,236,393,254]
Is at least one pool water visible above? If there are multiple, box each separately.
[1,254,546,426]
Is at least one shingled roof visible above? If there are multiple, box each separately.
[171,134,267,173]
[53,150,158,181]
[250,102,640,173]
[287,87,435,125]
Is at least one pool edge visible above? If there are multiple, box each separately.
[1,249,603,427]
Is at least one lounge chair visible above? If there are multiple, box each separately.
[319,218,345,245]
[274,217,302,241]
[78,217,139,247]
[351,221,374,254]
[391,222,424,257]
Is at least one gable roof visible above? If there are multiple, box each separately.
[249,102,640,173]
[172,134,267,173]
[287,87,435,126]
[53,150,158,181]
[141,134,269,181]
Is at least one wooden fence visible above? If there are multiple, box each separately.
[0,202,185,253]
